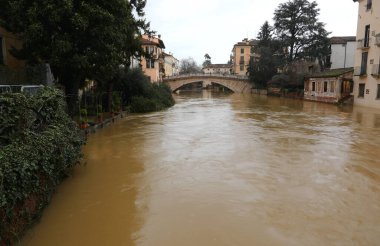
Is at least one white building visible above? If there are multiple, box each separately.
[330,36,356,69]
[353,0,380,109]
[202,64,232,75]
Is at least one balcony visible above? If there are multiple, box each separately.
[357,39,370,49]
[354,66,367,76]
[375,34,380,46]
[371,64,380,77]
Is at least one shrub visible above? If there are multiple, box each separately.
[0,87,84,244]
[116,68,175,113]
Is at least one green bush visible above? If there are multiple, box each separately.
[116,68,175,113]
[0,87,84,244]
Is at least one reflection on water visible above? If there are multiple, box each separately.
[21,91,380,246]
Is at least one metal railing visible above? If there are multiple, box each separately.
[354,66,367,76]
[375,34,380,46]
[357,39,370,49]
[163,73,249,80]
[371,64,380,77]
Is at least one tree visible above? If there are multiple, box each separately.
[0,0,150,113]
[247,21,282,89]
[179,57,201,74]
[202,53,212,68]
[273,0,330,65]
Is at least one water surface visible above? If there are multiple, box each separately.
[21,91,380,245]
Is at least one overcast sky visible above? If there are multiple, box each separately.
[145,0,358,65]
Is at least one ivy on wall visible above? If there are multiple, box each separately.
[0,87,84,244]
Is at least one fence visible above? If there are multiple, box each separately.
[0,64,54,85]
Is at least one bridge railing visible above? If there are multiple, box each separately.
[163,73,249,80]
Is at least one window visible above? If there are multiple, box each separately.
[239,56,244,64]
[330,81,335,93]
[312,82,316,92]
[240,48,244,54]
[377,84,380,99]
[240,65,244,71]
[324,81,328,92]
[0,36,3,65]
[146,59,155,69]
[361,52,368,75]
[358,84,365,98]
[364,25,370,47]
[367,0,372,10]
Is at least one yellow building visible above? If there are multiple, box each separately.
[163,52,179,77]
[140,34,166,83]
[353,0,380,108]
[230,38,259,75]
[0,27,24,69]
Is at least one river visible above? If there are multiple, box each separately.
[21,91,380,246]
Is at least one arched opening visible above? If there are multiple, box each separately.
[173,81,203,93]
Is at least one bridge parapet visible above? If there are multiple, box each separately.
[163,73,248,81]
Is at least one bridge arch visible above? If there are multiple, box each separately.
[162,74,252,93]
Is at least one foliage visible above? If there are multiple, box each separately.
[273,0,330,65]
[247,21,282,89]
[115,68,175,113]
[0,87,84,244]
[0,0,151,112]
[202,53,212,68]
[179,57,202,74]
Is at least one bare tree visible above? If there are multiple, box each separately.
[179,57,201,74]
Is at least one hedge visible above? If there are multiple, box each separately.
[0,87,84,244]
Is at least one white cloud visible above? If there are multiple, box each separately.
[145,0,358,65]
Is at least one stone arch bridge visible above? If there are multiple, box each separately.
[162,74,252,93]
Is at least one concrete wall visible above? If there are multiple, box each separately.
[330,41,356,69]
[353,0,380,108]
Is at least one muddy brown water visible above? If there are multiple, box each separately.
[21,91,380,246]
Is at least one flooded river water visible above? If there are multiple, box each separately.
[21,92,380,245]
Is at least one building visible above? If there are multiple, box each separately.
[304,68,354,104]
[202,64,232,75]
[352,0,380,108]
[0,27,54,86]
[0,27,24,69]
[163,52,179,77]
[231,38,259,75]
[140,34,166,83]
[329,36,356,69]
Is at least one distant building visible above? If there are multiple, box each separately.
[329,36,356,69]
[0,27,24,69]
[140,34,166,83]
[230,38,259,75]
[202,64,232,75]
[304,68,354,104]
[352,0,380,109]
[163,52,179,77]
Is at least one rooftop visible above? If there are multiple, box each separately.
[307,67,354,78]
[330,36,356,44]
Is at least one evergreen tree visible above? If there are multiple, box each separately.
[202,53,212,68]
[247,21,281,89]
[273,0,330,65]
